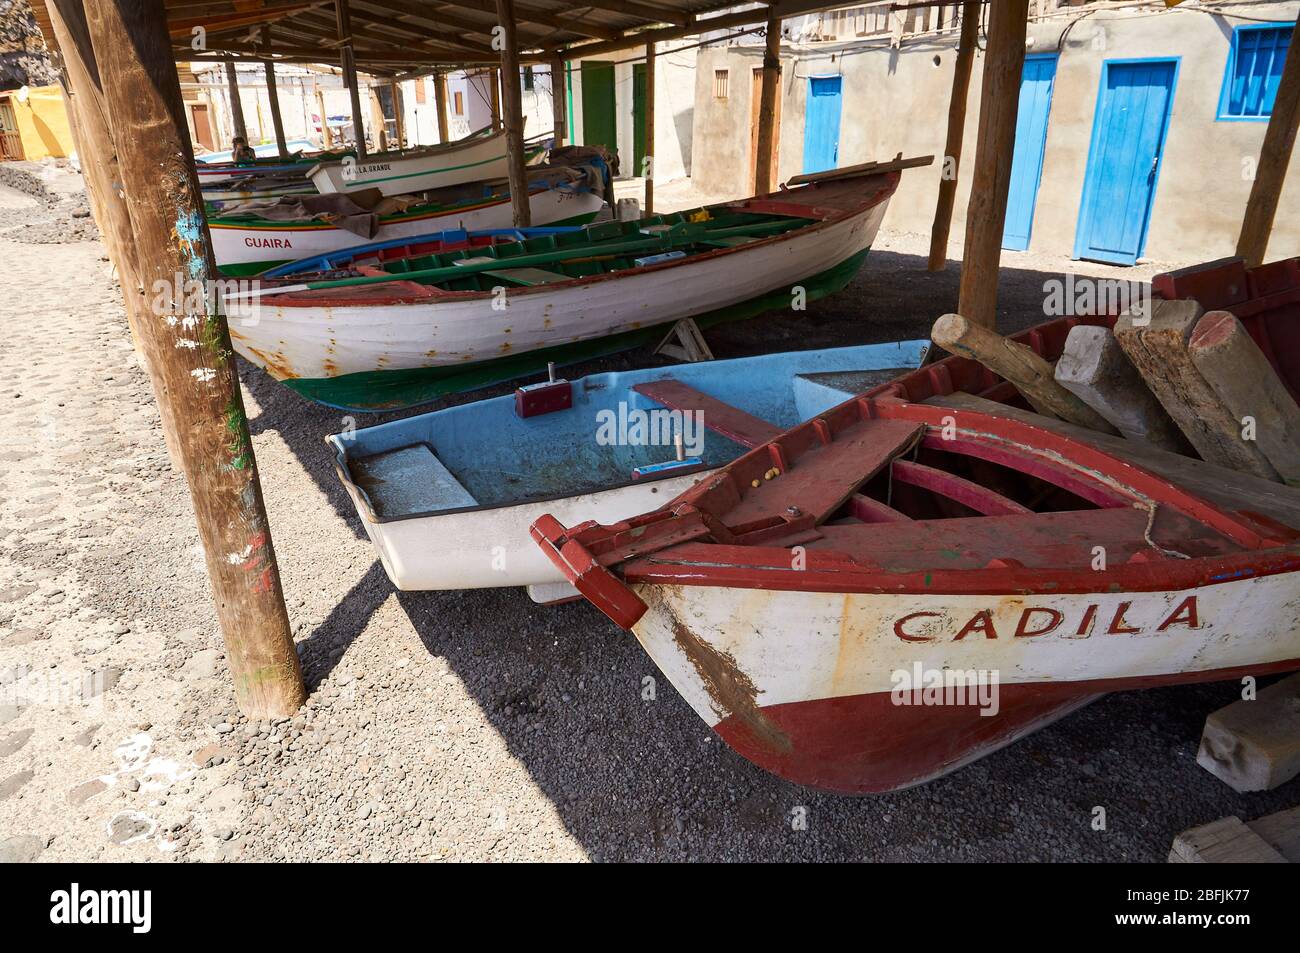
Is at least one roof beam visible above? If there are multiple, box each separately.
[348,4,524,49]
[430,0,621,41]
[352,0,558,43]
[294,8,494,55]
[569,0,691,26]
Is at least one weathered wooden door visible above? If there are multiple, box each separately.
[191,103,215,152]
[802,75,841,175]
[0,98,24,161]
[580,60,617,159]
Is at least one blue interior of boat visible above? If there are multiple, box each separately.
[335,340,928,520]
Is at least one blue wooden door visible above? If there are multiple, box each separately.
[1074,60,1178,265]
[1002,54,1059,251]
[803,76,843,174]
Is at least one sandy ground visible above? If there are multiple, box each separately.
[1,171,1297,863]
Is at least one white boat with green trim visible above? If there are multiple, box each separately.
[210,174,605,275]
[224,169,907,410]
[307,128,512,197]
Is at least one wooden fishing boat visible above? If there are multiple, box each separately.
[209,173,604,275]
[223,166,908,410]
[327,339,926,595]
[202,174,318,204]
[531,256,1300,794]
[307,128,513,197]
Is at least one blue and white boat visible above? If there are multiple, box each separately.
[327,339,928,598]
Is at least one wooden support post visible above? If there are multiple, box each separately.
[754,13,781,194]
[390,80,405,148]
[928,0,980,271]
[369,83,388,151]
[495,0,531,226]
[336,0,366,157]
[81,0,306,719]
[263,30,289,158]
[549,56,566,145]
[491,67,502,130]
[43,0,151,368]
[316,85,334,148]
[224,59,248,142]
[1236,29,1300,266]
[644,41,655,213]
[434,70,450,144]
[957,0,1028,329]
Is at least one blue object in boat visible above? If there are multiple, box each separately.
[259,226,585,279]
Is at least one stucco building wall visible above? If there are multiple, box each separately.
[691,3,1300,264]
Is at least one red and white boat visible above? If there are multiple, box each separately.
[531,256,1300,794]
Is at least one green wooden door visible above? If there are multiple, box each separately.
[581,60,617,161]
[632,63,646,176]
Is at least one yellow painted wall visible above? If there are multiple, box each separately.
[7,85,75,160]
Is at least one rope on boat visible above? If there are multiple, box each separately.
[1140,502,1191,560]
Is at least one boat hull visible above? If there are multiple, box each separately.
[630,571,1300,793]
[211,187,603,275]
[227,196,890,382]
[308,132,509,196]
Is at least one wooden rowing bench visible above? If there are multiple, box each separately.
[632,379,783,449]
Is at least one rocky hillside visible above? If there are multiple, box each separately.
[1,0,58,90]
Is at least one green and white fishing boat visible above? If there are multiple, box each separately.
[225,165,912,411]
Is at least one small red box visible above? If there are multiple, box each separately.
[514,379,573,418]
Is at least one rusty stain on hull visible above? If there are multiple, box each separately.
[660,599,792,755]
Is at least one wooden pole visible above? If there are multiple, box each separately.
[957,0,1028,329]
[644,41,655,213]
[1236,27,1300,266]
[390,80,405,148]
[263,29,289,158]
[369,84,389,151]
[928,0,980,271]
[754,13,781,194]
[336,0,366,156]
[224,59,248,142]
[549,56,566,145]
[316,85,334,147]
[43,5,147,347]
[81,0,306,719]
[494,68,503,130]
[434,70,450,143]
[495,0,531,226]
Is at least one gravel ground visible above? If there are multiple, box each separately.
[0,161,98,244]
[0,172,1296,863]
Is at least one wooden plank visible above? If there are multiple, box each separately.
[495,1,530,227]
[1189,310,1300,486]
[1237,29,1300,266]
[931,313,1120,433]
[784,153,933,187]
[1249,805,1300,862]
[645,41,655,213]
[1169,816,1288,863]
[82,0,304,718]
[549,57,566,144]
[336,0,367,157]
[928,0,979,272]
[480,267,569,286]
[263,26,288,157]
[921,392,1300,531]
[753,13,780,194]
[1053,323,1188,451]
[724,418,923,526]
[957,0,1029,328]
[1197,671,1300,792]
[632,379,783,449]
[1114,300,1280,480]
[224,59,247,142]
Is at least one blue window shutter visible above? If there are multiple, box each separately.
[1220,24,1294,119]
